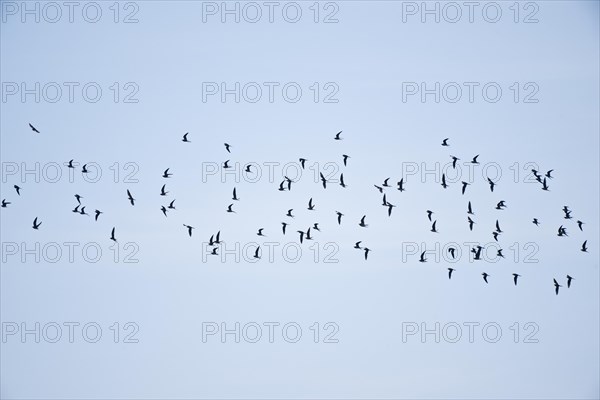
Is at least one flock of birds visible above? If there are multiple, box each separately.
[2,125,591,295]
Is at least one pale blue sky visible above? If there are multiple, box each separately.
[1,1,599,399]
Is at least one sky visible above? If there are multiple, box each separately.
[1,1,599,399]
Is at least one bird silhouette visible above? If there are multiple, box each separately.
[110,227,117,242]
[14,185,21,195]
[257,228,265,236]
[94,210,102,221]
[161,206,168,217]
[162,168,172,178]
[313,223,321,232]
[168,199,176,210]
[211,247,219,256]
[553,278,562,295]
[223,160,231,169]
[72,205,79,213]
[448,248,456,259]
[182,132,190,142]
[82,164,88,174]
[354,241,362,249]
[127,189,135,205]
[427,210,433,221]
[297,230,305,243]
[419,251,427,263]
[382,178,391,187]
[441,174,448,189]
[496,201,506,210]
[495,220,502,233]
[79,206,89,216]
[334,131,342,140]
[363,247,370,260]
[541,178,549,191]
[577,220,584,231]
[67,159,75,168]
[232,187,240,201]
[545,169,553,179]
[227,204,235,213]
[374,185,383,193]
[320,173,327,189]
[532,218,539,226]
[286,209,294,218]
[448,268,455,279]
[513,273,520,286]
[450,156,459,169]
[441,138,449,146]
[482,273,490,283]
[224,143,232,153]
[299,158,307,169]
[497,249,505,258]
[467,201,474,215]
[461,181,469,195]
[1,199,10,208]
[308,198,315,210]
[29,123,40,133]
[282,222,288,235]
[254,246,261,259]
[359,215,368,227]
[183,224,194,237]
[581,240,588,252]
[397,179,405,192]
[468,217,475,231]
[339,173,347,188]
[245,165,252,173]
[32,217,42,230]
[430,220,438,233]
[336,211,343,225]
[342,154,350,166]
[74,194,83,204]
[566,275,573,288]
[160,184,168,196]
[471,155,480,164]
[487,178,496,192]
[387,203,396,217]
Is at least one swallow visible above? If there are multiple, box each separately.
[67,159,75,168]
[387,203,395,217]
[482,273,490,283]
[339,173,347,188]
[532,218,539,226]
[1,199,10,208]
[441,138,449,146]
[382,178,391,187]
[461,181,469,195]
[245,165,252,173]
[73,194,83,204]
[566,275,573,288]
[397,179,405,192]
[545,169,553,179]
[14,185,21,195]
[581,240,588,252]
[430,220,438,233]
[227,203,235,213]
[210,247,218,256]
[564,210,572,220]
[336,211,343,225]
[495,220,502,233]
[468,216,475,231]
[168,199,176,210]
[287,209,294,218]
[94,210,102,221]
[342,154,350,166]
[512,273,520,286]
[278,181,286,191]
[297,230,305,244]
[496,201,506,210]
[232,187,239,201]
[160,184,168,196]
[471,155,480,164]
[127,189,135,205]
[308,198,315,210]
[223,160,230,169]
[487,178,496,192]
[32,217,41,229]
[492,231,500,241]
[450,156,459,169]
[306,228,313,240]
[320,173,327,189]
[257,228,265,237]
[72,205,80,213]
[577,220,584,231]
[363,247,370,260]
[224,143,232,153]
[448,247,456,259]
[441,174,448,189]
[299,158,307,169]
[359,215,368,227]
[285,176,292,191]
[558,225,567,237]
[82,164,88,174]
[448,268,455,279]
[553,278,561,295]
[497,249,505,258]
[374,185,383,193]
[419,251,427,263]
[541,178,549,191]
[161,206,168,217]
[162,168,172,178]
[79,206,89,216]
[354,241,362,249]
[182,132,190,142]
[334,131,342,140]
[253,246,261,259]
[110,227,117,242]
[208,235,215,246]
[313,223,320,232]
[282,222,288,235]
[183,224,194,237]
[29,123,40,133]
[426,210,434,221]
[473,246,483,260]
[467,201,474,215]
[382,194,387,206]
[215,231,221,244]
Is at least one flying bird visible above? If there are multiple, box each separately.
[182,132,190,142]
[313,223,321,232]
[224,143,232,153]
[110,227,117,242]
[441,138,449,146]
[487,178,496,192]
[82,164,88,174]
[257,228,265,236]
[278,181,286,191]
[168,199,176,210]
[160,184,168,196]
[496,201,506,210]
[72,205,79,213]
[566,275,573,288]
[471,155,480,164]
[127,189,135,205]
[67,159,75,168]
[581,240,588,252]
[448,248,456,259]
[1,199,10,208]
[419,251,427,263]
[161,206,168,217]
[342,154,350,166]
[363,247,370,260]
[320,172,328,189]
[441,174,448,189]
[94,210,102,221]
[450,156,459,169]
[162,168,172,178]
[281,222,288,234]
[359,215,368,228]
[297,230,305,244]
[467,201,474,215]
[468,216,475,231]
[557,225,567,237]
[430,220,438,233]
[532,218,539,226]
[334,131,342,140]
[245,165,252,173]
[74,194,83,204]
[545,169,553,179]
[382,178,391,187]
[223,160,231,169]
[254,246,261,259]
[492,231,500,241]
[512,273,520,286]
[339,173,347,188]
[28,123,40,133]
[32,217,41,230]
[374,185,383,193]
[183,224,194,237]
[461,181,469,195]
[354,241,362,249]
[577,220,584,231]
[497,249,505,258]
[232,187,240,201]
[387,203,396,217]
[299,158,307,169]
[226,204,235,213]
[287,209,294,218]
[397,179,405,192]
[553,278,562,295]
[14,185,21,195]
[448,268,455,279]
[427,210,434,221]
[482,273,490,283]
[541,178,549,191]
[308,198,315,210]
[336,211,343,225]
[495,220,502,233]
[79,206,89,216]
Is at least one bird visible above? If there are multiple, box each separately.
[161,206,168,217]
[226,204,235,213]
[450,156,459,169]
[285,176,292,191]
[297,230,305,243]
[557,225,567,237]
[363,247,370,260]
[210,248,218,256]
[577,220,584,231]
[208,235,215,246]
[28,123,40,133]
[553,278,562,295]
[32,217,41,230]
[461,181,469,195]
[182,132,190,142]
[448,268,455,279]
[1,199,10,208]
[545,169,553,179]
[334,131,342,140]
[397,179,405,192]
[223,160,230,169]
[257,228,265,236]
[224,143,232,153]
[320,172,328,189]
[448,248,456,259]
[496,201,506,210]
[427,210,434,221]
[160,184,168,196]
[473,246,483,260]
[286,209,294,218]
[110,227,117,242]
[382,178,391,187]
[374,185,383,193]
[299,158,307,169]
[308,198,315,210]
[67,159,75,168]
[245,165,252,173]
[253,246,261,259]
[339,173,347,188]
[532,218,539,226]
[468,216,475,231]
[215,231,221,244]
[497,249,505,258]
[430,220,438,233]
[467,201,474,215]
[419,251,427,263]
[306,228,313,240]
[492,231,500,241]
[495,220,502,233]
[94,210,102,221]
[162,168,172,178]
[281,222,288,235]
[387,203,396,217]
[581,240,588,252]
[342,154,350,166]
[74,194,83,204]
[336,211,343,225]
[168,199,176,210]
[354,241,362,249]
[471,155,480,164]
[482,273,490,283]
[441,174,448,189]
[127,189,135,205]
[79,206,89,216]
[566,275,573,288]
[359,215,368,228]
[72,205,79,213]
[82,164,88,174]
[232,187,240,201]
[441,138,449,146]
[14,185,21,195]
[541,178,549,191]
[183,224,194,237]
[382,194,387,206]
[313,223,321,232]
[487,178,496,192]
[278,181,286,191]
[512,273,520,286]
